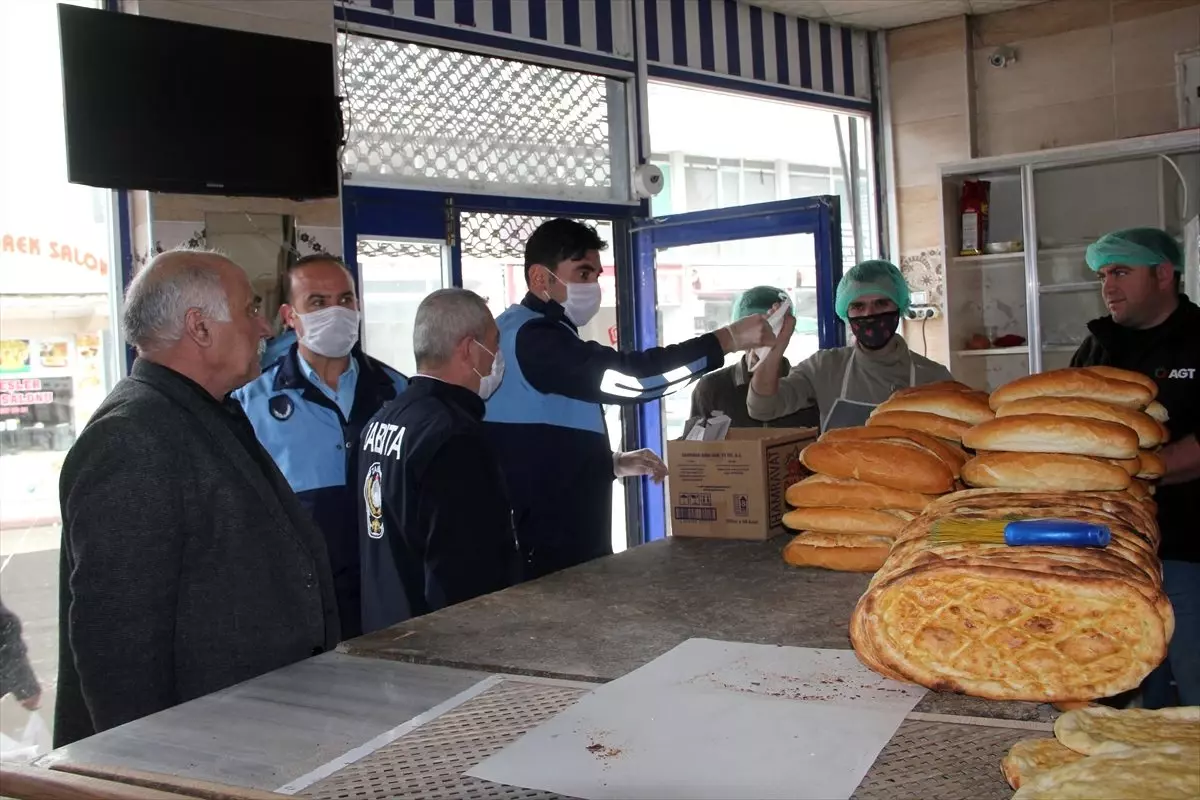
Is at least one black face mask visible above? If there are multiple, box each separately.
[848,311,901,350]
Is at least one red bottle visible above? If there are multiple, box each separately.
[959,179,990,257]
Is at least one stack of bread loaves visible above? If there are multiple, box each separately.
[955,366,1168,502]
[863,379,997,447]
[850,366,1174,702]
[781,385,973,572]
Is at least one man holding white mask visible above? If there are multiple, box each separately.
[236,254,407,639]
[486,219,776,580]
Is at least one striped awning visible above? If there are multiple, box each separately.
[338,0,871,108]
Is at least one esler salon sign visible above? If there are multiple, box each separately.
[2,233,109,276]
[0,378,54,414]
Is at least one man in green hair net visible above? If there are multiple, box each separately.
[1070,226,1200,708]
[749,260,954,431]
[687,286,820,430]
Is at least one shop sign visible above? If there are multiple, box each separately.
[0,377,70,421]
[2,233,109,276]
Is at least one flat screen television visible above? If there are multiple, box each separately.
[58,4,341,199]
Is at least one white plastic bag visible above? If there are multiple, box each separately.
[0,710,51,762]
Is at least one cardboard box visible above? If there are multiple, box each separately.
[666,428,817,541]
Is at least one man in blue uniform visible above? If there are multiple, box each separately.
[359,288,519,633]
[1070,227,1200,708]
[235,254,407,639]
[485,218,775,580]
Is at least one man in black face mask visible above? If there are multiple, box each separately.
[748,259,954,432]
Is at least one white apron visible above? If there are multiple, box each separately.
[821,348,917,433]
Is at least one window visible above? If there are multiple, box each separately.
[0,0,120,757]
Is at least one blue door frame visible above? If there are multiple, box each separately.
[629,195,845,545]
[342,186,844,549]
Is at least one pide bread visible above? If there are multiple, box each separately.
[1145,400,1170,422]
[994,396,1163,448]
[782,532,892,572]
[1001,738,1085,790]
[962,452,1132,492]
[988,368,1154,410]
[782,507,904,536]
[800,440,956,494]
[1137,450,1166,480]
[1081,366,1158,399]
[1010,748,1200,800]
[872,390,995,425]
[1054,706,1200,756]
[819,425,968,476]
[961,414,1140,459]
[785,474,935,512]
[866,410,972,443]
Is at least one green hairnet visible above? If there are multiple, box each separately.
[834,260,910,321]
[731,286,788,321]
[1085,227,1183,273]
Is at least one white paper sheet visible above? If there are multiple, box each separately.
[468,639,926,800]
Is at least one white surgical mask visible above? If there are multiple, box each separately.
[542,268,602,328]
[473,340,505,400]
[296,306,360,358]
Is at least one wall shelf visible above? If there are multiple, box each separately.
[1040,281,1097,294]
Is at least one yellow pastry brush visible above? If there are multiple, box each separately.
[930,517,1111,547]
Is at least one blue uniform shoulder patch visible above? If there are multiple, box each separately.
[269,394,294,421]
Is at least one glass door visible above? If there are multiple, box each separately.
[630,197,845,543]
[356,237,449,378]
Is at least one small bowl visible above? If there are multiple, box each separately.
[984,241,1024,254]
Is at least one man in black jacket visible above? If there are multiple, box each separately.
[484,219,775,580]
[56,250,339,747]
[1070,227,1200,708]
[359,288,519,633]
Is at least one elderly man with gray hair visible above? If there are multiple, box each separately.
[54,249,340,748]
[359,288,520,633]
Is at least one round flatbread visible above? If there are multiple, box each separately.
[1012,747,1200,799]
[1054,706,1200,755]
[1001,737,1086,789]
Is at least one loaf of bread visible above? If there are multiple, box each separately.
[891,380,976,398]
[962,452,1133,492]
[1145,400,1169,423]
[1127,479,1155,502]
[1082,366,1159,399]
[782,532,891,573]
[785,474,936,512]
[872,390,995,425]
[988,368,1154,410]
[782,506,904,536]
[866,410,972,443]
[851,490,1172,702]
[819,425,968,477]
[1137,450,1166,480]
[962,414,1140,459]
[800,439,956,494]
[1106,455,1141,477]
[994,396,1163,449]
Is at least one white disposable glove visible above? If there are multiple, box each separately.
[613,449,668,483]
[723,313,776,351]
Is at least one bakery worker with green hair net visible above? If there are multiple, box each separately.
[686,286,821,430]
[1070,226,1200,709]
[748,260,953,432]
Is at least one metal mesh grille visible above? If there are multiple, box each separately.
[358,239,442,260]
[339,34,618,198]
[461,213,614,260]
[297,677,1041,800]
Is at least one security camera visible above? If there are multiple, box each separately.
[632,163,665,198]
[989,46,1016,68]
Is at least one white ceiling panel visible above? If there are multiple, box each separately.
[747,0,1048,30]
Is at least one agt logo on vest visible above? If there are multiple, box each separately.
[1154,368,1196,379]
[364,462,384,539]
[269,394,294,421]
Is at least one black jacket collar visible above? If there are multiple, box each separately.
[407,376,486,421]
[1086,295,1199,349]
[521,292,578,333]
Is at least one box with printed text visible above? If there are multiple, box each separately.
[666,428,817,541]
